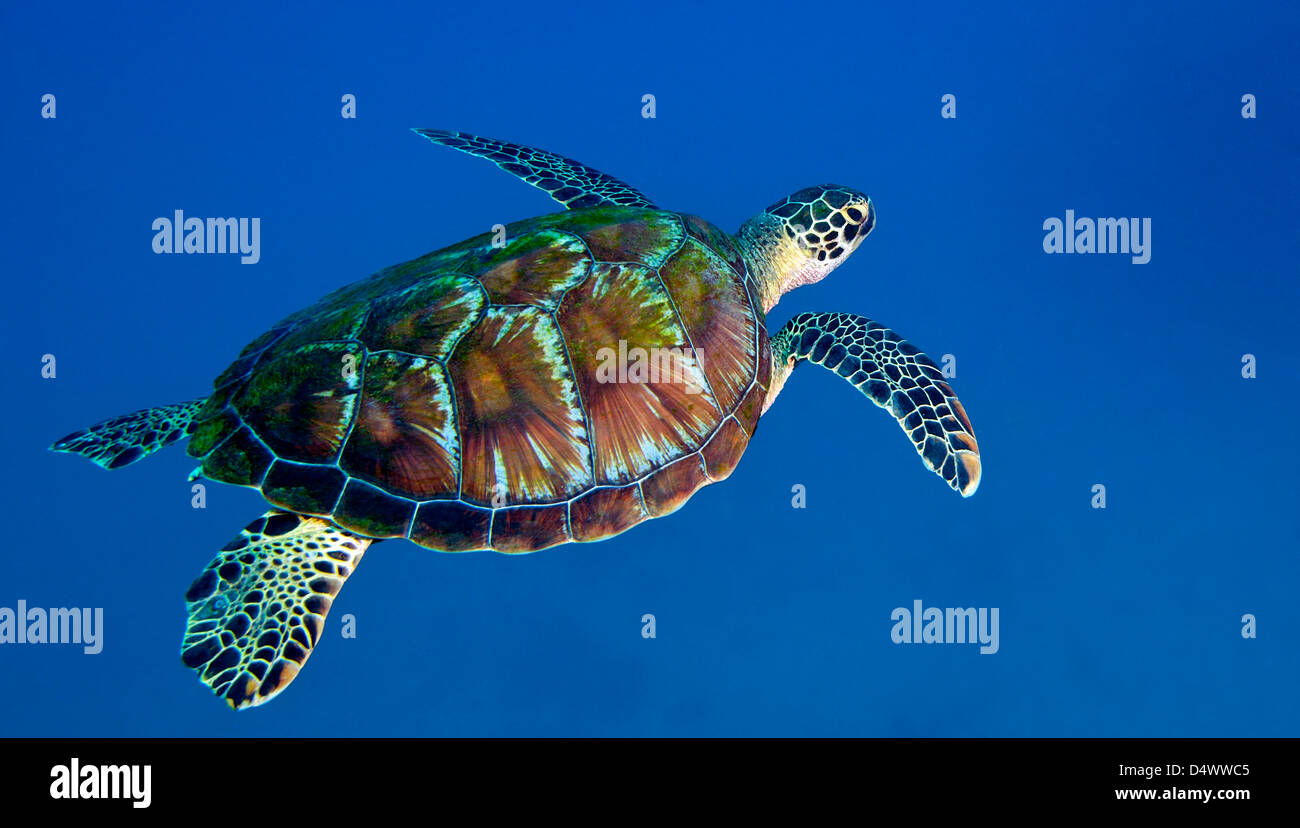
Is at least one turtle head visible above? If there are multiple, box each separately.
[736,185,875,313]
[760,185,875,263]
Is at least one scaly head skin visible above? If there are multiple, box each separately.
[735,185,876,313]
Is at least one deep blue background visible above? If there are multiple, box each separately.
[2,1,1296,736]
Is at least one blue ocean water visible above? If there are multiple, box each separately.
[1,1,1297,736]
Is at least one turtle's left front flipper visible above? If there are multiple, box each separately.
[413,128,657,210]
[770,312,981,497]
[181,512,372,710]
[50,398,207,469]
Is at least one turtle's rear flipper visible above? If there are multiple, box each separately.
[50,398,207,469]
[772,313,982,497]
[181,511,372,710]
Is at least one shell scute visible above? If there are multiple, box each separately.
[640,454,709,518]
[262,461,347,516]
[410,501,490,551]
[557,261,719,486]
[490,504,570,553]
[657,238,757,413]
[460,230,591,309]
[204,426,274,487]
[447,306,591,505]
[570,485,648,542]
[332,479,416,539]
[580,211,684,268]
[234,342,364,465]
[358,272,485,359]
[681,214,747,278]
[339,351,459,499]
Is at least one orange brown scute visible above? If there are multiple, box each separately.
[190,207,770,553]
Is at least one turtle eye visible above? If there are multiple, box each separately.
[838,198,876,242]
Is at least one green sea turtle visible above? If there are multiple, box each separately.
[51,130,981,709]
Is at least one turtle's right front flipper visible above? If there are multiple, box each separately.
[50,398,207,469]
[770,312,981,497]
[181,511,373,710]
